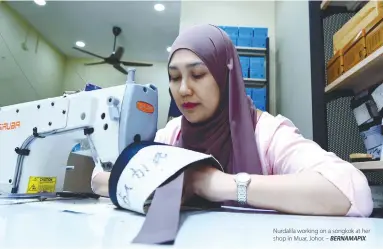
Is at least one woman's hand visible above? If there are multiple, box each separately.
[182,165,236,203]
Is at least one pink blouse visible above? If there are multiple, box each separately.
[154,112,373,217]
[92,112,373,217]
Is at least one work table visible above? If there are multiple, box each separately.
[0,197,382,249]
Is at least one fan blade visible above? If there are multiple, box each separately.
[113,64,128,75]
[84,61,106,66]
[121,61,153,67]
[113,46,124,60]
[73,47,105,59]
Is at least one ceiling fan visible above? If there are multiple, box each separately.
[72,26,153,75]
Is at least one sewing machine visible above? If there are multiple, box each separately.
[0,69,158,194]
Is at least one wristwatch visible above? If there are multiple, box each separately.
[234,172,251,205]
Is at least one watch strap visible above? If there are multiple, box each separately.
[237,184,248,205]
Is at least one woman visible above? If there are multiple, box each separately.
[92,24,373,217]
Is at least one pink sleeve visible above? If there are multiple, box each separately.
[154,116,181,145]
[260,114,373,217]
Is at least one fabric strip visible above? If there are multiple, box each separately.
[132,172,184,245]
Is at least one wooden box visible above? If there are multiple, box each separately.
[326,50,344,85]
[343,29,367,72]
[366,19,383,55]
[333,0,383,54]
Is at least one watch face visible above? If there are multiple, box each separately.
[236,172,250,183]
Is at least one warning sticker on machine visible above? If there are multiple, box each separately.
[27,177,57,193]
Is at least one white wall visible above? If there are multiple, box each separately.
[0,2,66,107]
[62,59,171,129]
[179,0,276,115]
[0,1,171,129]
[275,0,313,139]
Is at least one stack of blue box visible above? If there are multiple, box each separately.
[250,57,265,79]
[245,87,266,111]
[239,56,266,79]
[217,25,268,80]
[218,25,268,48]
[217,25,268,110]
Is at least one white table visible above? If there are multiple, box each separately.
[0,198,382,249]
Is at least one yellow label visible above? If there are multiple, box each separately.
[27,176,57,193]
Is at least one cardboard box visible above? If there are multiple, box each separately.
[343,29,367,72]
[366,19,383,55]
[326,50,344,85]
[333,0,383,54]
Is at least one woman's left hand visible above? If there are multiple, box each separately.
[182,165,235,203]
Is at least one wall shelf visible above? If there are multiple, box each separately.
[236,46,266,52]
[352,161,383,171]
[236,46,266,56]
[320,0,363,11]
[244,77,267,82]
[244,78,266,87]
[325,45,383,94]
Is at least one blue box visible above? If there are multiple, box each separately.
[254,100,266,111]
[242,68,249,78]
[250,65,265,76]
[252,36,266,48]
[238,27,253,38]
[252,88,266,100]
[247,88,266,111]
[253,27,268,37]
[229,35,237,46]
[245,88,252,97]
[237,37,252,47]
[250,69,265,79]
[250,57,264,69]
[251,64,265,72]
[239,56,250,69]
[224,26,239,37]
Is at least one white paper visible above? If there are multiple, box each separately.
[371,83,383,111]
[115,145,221,214]
[353,103,372,126]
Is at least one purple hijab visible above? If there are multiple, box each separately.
[170,24,262,175]
[132,24,262,245]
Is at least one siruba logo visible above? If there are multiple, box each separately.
[136,101,154,114]
[0,121,21,131]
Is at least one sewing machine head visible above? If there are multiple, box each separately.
[0,75,158,194]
